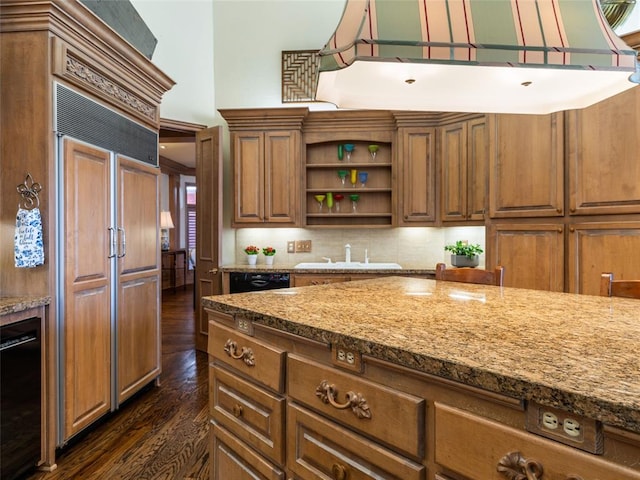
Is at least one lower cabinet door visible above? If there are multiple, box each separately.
[434,403,640,480]
[210,423,285,480]
[210,365,285,464]
[287,402,425,480]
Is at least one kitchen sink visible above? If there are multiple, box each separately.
[294,262,402,270]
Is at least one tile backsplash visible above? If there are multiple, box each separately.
[233,226,485,268]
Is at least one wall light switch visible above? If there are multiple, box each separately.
[295,240,312,253]
[287,241,295,253]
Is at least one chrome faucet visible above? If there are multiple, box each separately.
[345,244,351,263]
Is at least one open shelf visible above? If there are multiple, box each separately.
[304,140,393,227]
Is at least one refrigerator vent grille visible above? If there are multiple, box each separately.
[55,84,158,166]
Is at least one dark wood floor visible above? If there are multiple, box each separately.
[28,285,209,480]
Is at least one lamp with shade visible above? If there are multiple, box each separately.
[160,210,174,251]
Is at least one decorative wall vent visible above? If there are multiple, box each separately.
[281,50,319,103]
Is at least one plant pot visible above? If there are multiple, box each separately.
[265,255,274,266]
[247,254,257,265]
[450,254,479,268]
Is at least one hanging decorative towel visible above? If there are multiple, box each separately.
[14,207,44,268]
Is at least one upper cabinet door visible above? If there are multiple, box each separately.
[440,116,489,223]
[398,127,437,225]
[489,113,564,218]
[233,132,265,224]
[264,130,299,224]
[567,88,640,216]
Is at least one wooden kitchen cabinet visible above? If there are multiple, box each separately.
[291,274,351,287]
[567,87,640,216]
[435,403,640,480]
[489,113,564,218]
[303,110,396,228]
[396,121,437,225]
[220,109,308,227]
[440,115,490,223]
[487,223,564,292]
[207,305,640,480]
[568,221,640,295]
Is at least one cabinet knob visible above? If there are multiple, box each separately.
[331,463,347,480]
[232,404,243,418]
[208,268,218,274]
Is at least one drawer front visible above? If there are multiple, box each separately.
[210,365,285,464]
[211,423,285,480]
[209,320,286,393]
[292,274,350,287]
[434,403,640,480]
[287,354,425,459]
[287,402,425,480]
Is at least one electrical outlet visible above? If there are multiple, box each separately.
[331,345,362,372]
[287,241,295,253]
[526,402,601,453]
[295,240,312,253]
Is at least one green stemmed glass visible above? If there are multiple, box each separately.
[349,194,360,213]
[337,170,348,186]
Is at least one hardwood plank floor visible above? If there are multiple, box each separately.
[28,285,209,480]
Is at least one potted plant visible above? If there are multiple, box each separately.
[444,241,483,268]
[244,245,259,265]
[262,246,276,265]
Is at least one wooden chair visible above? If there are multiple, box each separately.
[435,263,505,287]
[600,273,640,299]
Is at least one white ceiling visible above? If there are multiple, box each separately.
[159,142,195,168]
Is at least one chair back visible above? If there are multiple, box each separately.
[435,263,504,286]
[600,273,640,299]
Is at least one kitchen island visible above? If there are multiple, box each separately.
[203,276,640,480]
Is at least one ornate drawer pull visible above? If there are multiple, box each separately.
[223,339,255,366]
[332,463,347,480]
[232,404,243,418]
[316,380,372,419]
[497,451,543,480]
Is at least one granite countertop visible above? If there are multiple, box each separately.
[221,264,436,275]
[202,276,640,433]
[0,295,51,316]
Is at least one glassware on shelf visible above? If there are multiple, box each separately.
[368,144,379,161]
[344,143,355,162]
[334,194,344,212]
[349,194,360,213]
[337,144,344,161]
[326,192,334,213]
[358,171,368,188]
[337,169,348,185]
[314,194,326,212]
[350,169,358,188]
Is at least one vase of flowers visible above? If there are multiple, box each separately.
[262,246,276,265]
[244,245,259,265]
[444,241,483,268]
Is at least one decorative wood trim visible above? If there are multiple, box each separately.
[52,38,157,125]
[159,156,195,176]
[281,50,319,103]
[219,107,309,131]
[2,0,174,127]
[160,118,206,136]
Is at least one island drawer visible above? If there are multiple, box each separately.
[209,321,286,393]
[287,402,425,480]
[211,423,285,480]
[287,354,425,460]
[210,365,285,464]
[434,402,640,480]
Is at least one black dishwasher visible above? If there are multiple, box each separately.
[1,317,42,480]
[229,272,290,293]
